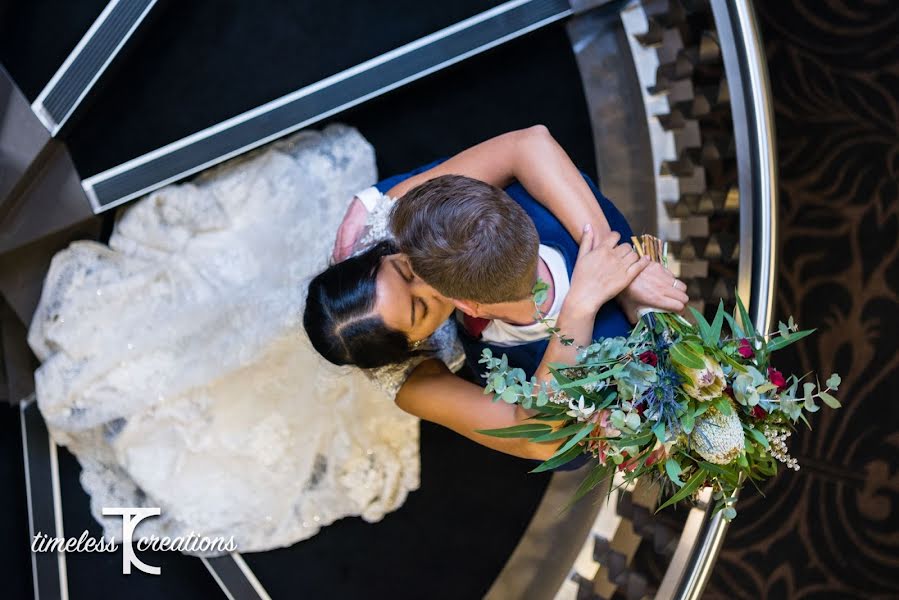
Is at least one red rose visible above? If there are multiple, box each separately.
[751,405,767,419]
[635,401,646,417]
[723,385,735,399]
[638,350,658,367]
[767,367,787,391]
[737,338,754,359]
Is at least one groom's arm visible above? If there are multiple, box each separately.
[395,360,566,462]
[385,125,612,242]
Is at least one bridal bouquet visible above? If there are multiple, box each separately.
[476,235,841,520]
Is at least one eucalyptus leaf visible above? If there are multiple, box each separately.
[803,395,820,412]
[819,391,841,409]
[803,382,816,400]
[665,458,685,487]
[536,389,549,407]
[500,388,519,404]
[778,321,789,338]
[625,412,641,430]
[825,373,842,390]
[652,421,667,443]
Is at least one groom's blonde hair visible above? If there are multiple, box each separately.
[389,174,539,303]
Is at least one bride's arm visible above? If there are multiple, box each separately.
[393,230,642,462]
[395,359,565,461]
[385,125,610,242]
[385,126,688,317]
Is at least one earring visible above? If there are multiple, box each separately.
[410,339,424,350]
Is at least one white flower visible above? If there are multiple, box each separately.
[682,356,726,402]
[566,395,596,421]
[690,400,745,464]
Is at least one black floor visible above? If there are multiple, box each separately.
[0,2,595,599]
[703,2,899,598]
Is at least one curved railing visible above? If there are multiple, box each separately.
[534,0,779,597]
[658,0,778,597]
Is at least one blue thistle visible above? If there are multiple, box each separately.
[641,363,684,437]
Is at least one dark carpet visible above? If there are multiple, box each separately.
[703,1,899,598]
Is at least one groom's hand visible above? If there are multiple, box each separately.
[332,197,369,263]
[565,226,650,317]
[617,262,689,323]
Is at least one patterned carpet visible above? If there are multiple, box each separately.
[703,1,899,598]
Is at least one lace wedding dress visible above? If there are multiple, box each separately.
[27,124,461,555]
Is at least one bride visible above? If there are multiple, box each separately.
[28,123,685,555]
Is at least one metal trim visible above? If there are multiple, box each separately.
[202,553,272,600]
[31,0,158,136]
[82,0,572,212]
[21,397,69,600]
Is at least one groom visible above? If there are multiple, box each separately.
[371,158,686,382]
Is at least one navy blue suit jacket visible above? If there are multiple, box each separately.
[375,159,634,472]
[375,158,634,381]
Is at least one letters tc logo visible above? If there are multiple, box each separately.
[102,507,161,575]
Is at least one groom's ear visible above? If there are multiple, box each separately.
[451,298,480,317]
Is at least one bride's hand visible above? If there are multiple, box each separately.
[564,226,650,318]
[617,262,689,323]
[332,197,369,262]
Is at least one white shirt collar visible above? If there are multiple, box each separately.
[478,244,570,347]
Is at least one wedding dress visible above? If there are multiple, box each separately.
[27,124,462,555]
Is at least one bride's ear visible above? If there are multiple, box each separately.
[451,298,480,317]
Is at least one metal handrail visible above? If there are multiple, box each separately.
[670,0,779,597]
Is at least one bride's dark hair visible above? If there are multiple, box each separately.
[304,240,418,369]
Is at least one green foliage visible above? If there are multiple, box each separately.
[473,423,553,438]
[669,342,706,370]
[475,293,840,522]
[558,462,615,515]
[665,457,684,487]
[530,443,583,473]
[656,469,707,512]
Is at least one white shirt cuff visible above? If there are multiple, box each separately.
[355,186,384,212]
